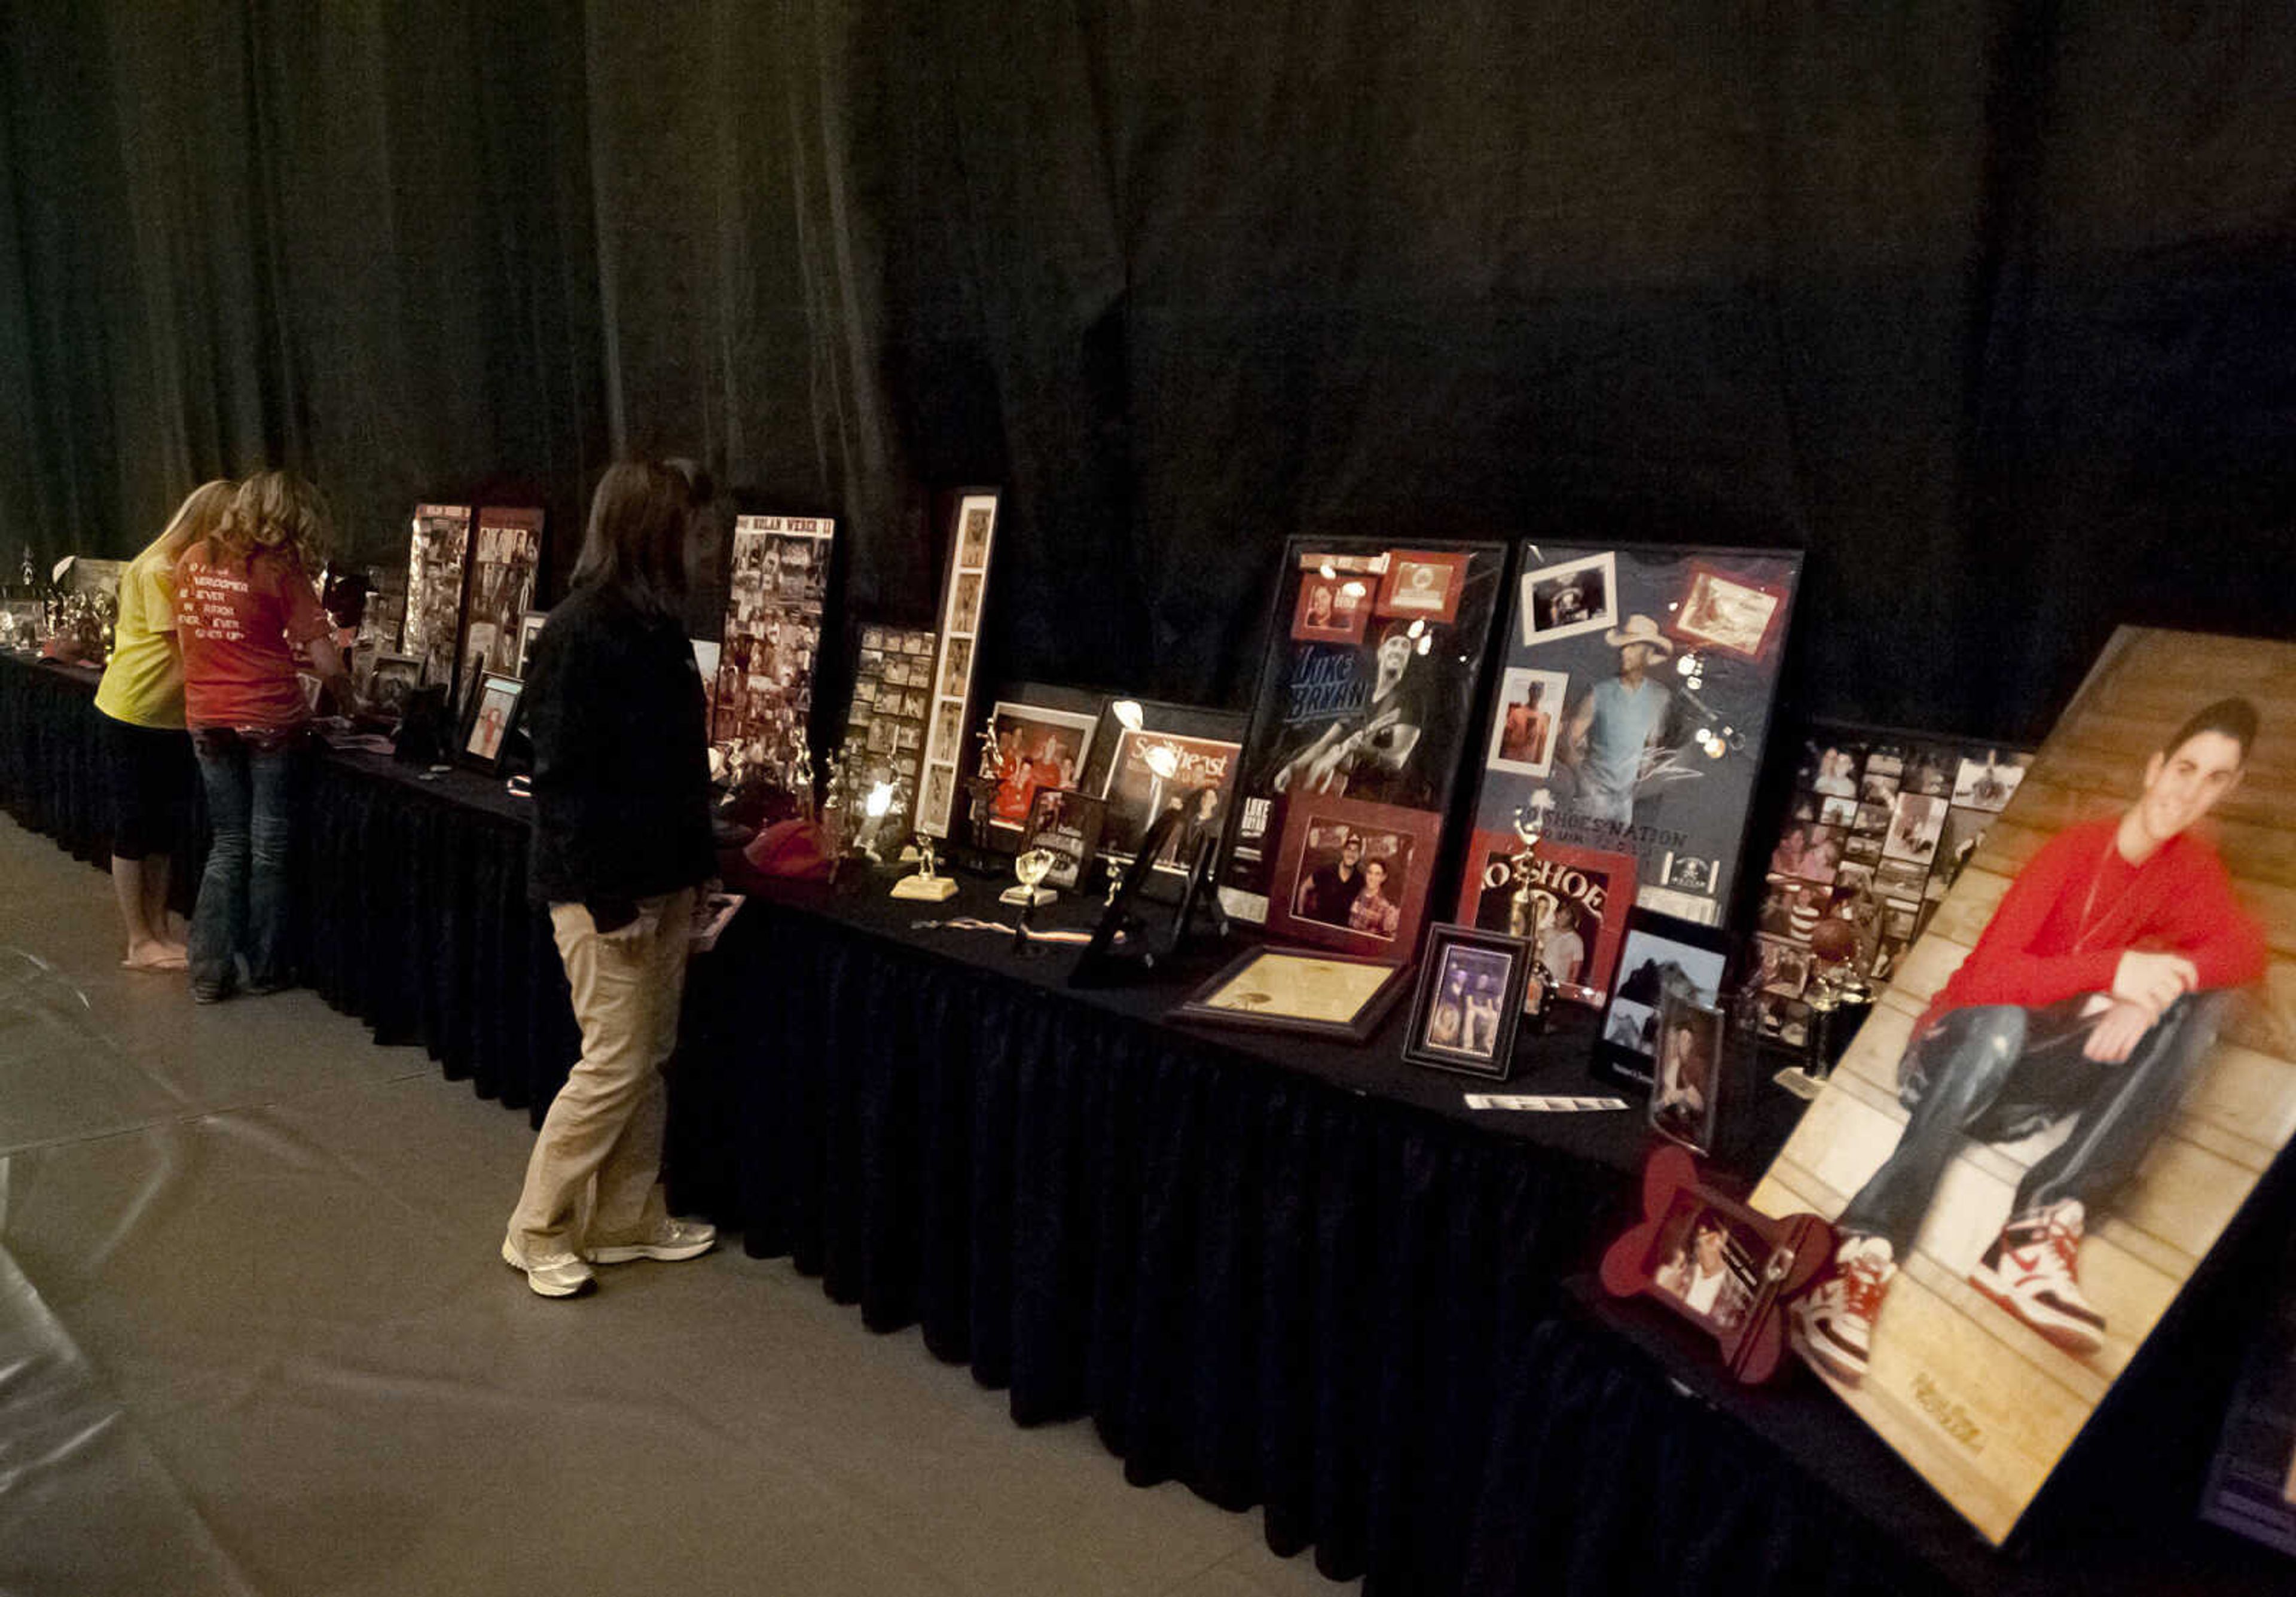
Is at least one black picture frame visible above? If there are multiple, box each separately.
[973,681,1106,854]
[1082,697,1247,900]
[1592,908,1735,1092]
[1400,923,1532,1079]
[1021,787,1107,891]
[1170,944,1409,1043]
[457,670,524,774]
[1647,988,1727,1155]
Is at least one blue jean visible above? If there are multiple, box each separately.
[190,728,302,996]
[1837,991,2230,1256]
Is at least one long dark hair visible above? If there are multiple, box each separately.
[570,461,701,613]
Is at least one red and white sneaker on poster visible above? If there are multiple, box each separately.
[1792,1235,1897,1386]
[1968,1199,2106,1354]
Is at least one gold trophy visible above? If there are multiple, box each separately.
[889,788,959,901]
[1008,847,1056,952]
[1506,802,1554,1024]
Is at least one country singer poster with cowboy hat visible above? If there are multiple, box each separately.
[1751,627,2296,1546]
[1460,543,1802,943]
[1218,539,1507,938]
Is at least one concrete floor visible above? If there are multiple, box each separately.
[0,811,1355,1597]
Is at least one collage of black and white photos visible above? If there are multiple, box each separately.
[1750,727,2031,1043]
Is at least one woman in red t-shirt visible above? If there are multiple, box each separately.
[174,472,352,1003]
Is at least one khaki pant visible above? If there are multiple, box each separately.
[508,888,695,1258]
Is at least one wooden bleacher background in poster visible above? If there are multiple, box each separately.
[1751,626,2296,1544]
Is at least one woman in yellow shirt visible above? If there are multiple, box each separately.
[93,480,236,969]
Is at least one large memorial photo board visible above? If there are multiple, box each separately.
[1751,627,2296,1545]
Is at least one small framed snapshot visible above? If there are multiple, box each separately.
[1172,945,1409,1044]
[368,652,425,720]
[1292,567,1374,644]
[1593,909,1733,1091]
[1484,666,1569,777]
[981,686,1103,842]
[1402,924,1532,1079]
[1375,548,1470,624]
[1950,749,2029,813]
[1647,987,1726,1155]
[512,610,546,674]
[459,671,524,773]
[1669,561,1788,663]
[1266,794,1439,958]
[1022,787,1106,891]
[1518,550,1617,647]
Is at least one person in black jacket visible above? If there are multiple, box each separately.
[503,460,720,1297]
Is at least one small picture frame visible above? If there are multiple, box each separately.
[1483,665,1569,778]
[1171,945,1409,1043]
[1401,924,1532,1079]
[1374,548,1470,624]
[458,671,524,773]
[1265,793,1438,958]
[1593,908,1734,1091]
[1518,550,1617,647]
[1022,787,1106,891]
[1668,561,1788,662]
[978,685,1104,845]
[1291,569,1374,643]
[1647,987,1726,1155]
[368,652,425,720]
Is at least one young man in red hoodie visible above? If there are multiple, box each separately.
[1797,698,2265,1383]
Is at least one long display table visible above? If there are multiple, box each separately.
[1,649,2282,1596]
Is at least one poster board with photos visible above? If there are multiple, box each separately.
[915,490,999,839]
[1218,539,1507,937]
[1750,627,2296,1546]
[1085,700,1247,894]
[1468,543,1800,939]
[402,503,473,692]
[1751,723,2035,1047]
[834,624,939,844]
[461,508,543,680]
[715,513,834,791]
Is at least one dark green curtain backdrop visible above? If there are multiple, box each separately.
[4,1,2291,738]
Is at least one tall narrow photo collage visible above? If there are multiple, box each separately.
[1749,726,2032,1045]
[713,514,834,795]
[914,492,999,839]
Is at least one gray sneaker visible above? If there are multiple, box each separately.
[501,1237,595,1298]
[585,1219,718,1265]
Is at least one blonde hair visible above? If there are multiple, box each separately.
[206,470,332,573]
[142,479,237,567]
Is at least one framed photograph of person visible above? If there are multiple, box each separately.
[1218,538,1507,929]
[1291,569,1373,644]
[1751,636,2296,1545]
[457,671,524,774]
[1593,909,1733,1091]
[511,611,548,679]
[1602,1146,1836,1384]
[1518,550,1617,646]
[1375,549,1470,624]
[402,503,474,697]
[1648,987,1727,1155]
[978,686,1102,846]
[1171,945,1410,1043]
[1086,701,1247,896]
[367,652,425,722]
[1669,561,1789,662]
[1022,787,1106,892]
[1265,795,1439,959]
[1401,924,1533,1078]
[1485,666,1569,778]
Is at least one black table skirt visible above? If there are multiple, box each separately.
[5,649,2282,1596]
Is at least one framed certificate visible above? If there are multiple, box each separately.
[1171,946,1408,1043]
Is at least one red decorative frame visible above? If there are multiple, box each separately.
[1451,829,1638,1003]
[1374,549,1470,624]
[1291,570,1375,644]
[1266,793,1440,960]
[1600,1145,1834,1384]
[1668,561,1790,664]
